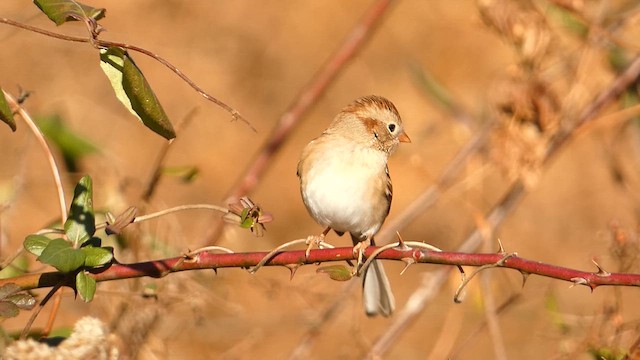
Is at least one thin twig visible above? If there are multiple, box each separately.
[358,241,442,277]
[0,18,251,130]
[453,253,515,302]
[172,245,236,273]
[4,91,69,337]
[248,238,310,274]
[184,246,235,257]
[134,204,228,222]
[20,283,63,339]
[30,203,231,233]
[3,91,67,223]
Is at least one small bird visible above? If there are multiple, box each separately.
[297,95,410,317]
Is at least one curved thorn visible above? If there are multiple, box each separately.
[399,257,415,275]
[520,271,530,287]
[286,264,301,280]
[569,277,589,288]
[591,258,611,277]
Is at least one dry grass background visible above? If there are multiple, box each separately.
[1,1,640,359]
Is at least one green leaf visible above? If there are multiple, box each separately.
[33,0,106,26]
[0,302,19,318]
[48,326,73,338]
[36,114,99,164]
[0,254,28,279]
[239,208,253,228]
[316,265,353,282]
[64,175,95,247]
[80,246,113,267]
[0,88,16,132]
[24,234,53,257]
[162,166,199,183]
[99,47,176,140]
[76,271,96,302]
[38,238,86,273]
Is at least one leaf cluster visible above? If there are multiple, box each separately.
[23,176,113,302]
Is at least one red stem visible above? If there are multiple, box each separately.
[5,247,640,291]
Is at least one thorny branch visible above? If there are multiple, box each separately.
[3,245,640,292]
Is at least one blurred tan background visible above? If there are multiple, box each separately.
[1,1,640,359]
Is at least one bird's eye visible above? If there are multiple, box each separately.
[388,123,396,133]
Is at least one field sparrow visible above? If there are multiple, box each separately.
[297,95,410,317]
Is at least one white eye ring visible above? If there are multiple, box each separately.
[388,123,396,133]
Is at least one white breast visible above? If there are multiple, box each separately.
[301,141,389,238]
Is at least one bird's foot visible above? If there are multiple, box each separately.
[305,233,326,258]
[352,241,369,276]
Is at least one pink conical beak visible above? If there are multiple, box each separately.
[398,132,411,143]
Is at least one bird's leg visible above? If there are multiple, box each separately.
[352,238,371,276]
[305,227,331,258]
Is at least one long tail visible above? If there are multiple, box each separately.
[362,259,395,317]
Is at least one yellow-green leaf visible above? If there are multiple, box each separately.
[24,234,53,257]
[33,0,106,26]
[316,265,353,282]
[99,47,176,140]
[162,166,199,183]
[0,254,28,279]
[76,271,96,302]
[80,246,113,267]
[64,175,95,247]
[0,88,16,132]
